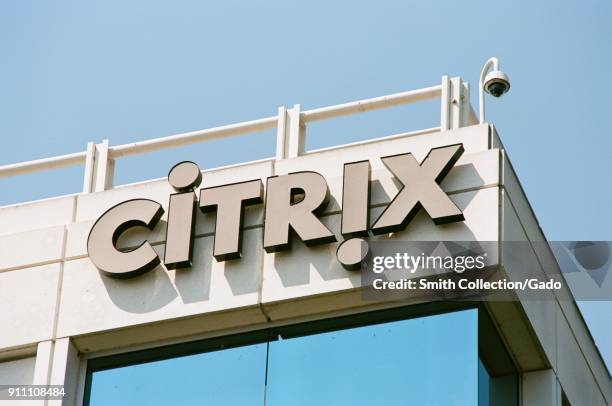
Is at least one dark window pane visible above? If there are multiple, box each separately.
[479,359,490,406]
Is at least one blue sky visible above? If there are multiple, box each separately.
[1,0,611,380]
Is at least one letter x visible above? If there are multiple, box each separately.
[371,144,465,234]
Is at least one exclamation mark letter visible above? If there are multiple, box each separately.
[337,160,371,271]
[341,160,371,237]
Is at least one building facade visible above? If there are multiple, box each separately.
[0,77,609,405]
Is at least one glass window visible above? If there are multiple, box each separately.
[86,307,516,406]
[87,342,267,406]
[266,309,478,406]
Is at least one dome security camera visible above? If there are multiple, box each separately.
[483,70,511,98]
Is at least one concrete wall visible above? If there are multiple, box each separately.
[499,138,611,405]
[0,356,35,385]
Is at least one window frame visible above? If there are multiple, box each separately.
[81,302,517,406]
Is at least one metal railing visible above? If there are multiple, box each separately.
[0,76,476,196]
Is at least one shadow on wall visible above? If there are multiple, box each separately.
[100,261,179,314]
[100,229,261,313]
[271,171,482,289]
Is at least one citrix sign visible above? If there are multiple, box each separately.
[87,143,465,278]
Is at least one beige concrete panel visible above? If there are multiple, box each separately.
[72,307,268,354]
[378,187,500,242]
[503,154,612,401]
[48,338,79,406]
[57,229,263,338]
[32,341,52,390]
[522,370,561,406]
[66,216,178,260]
[439,149,500,194]
[500,187,609,401]
[490,124,504,150]
[262,188,500,305]
[502,189,528,242]
[65,220,98,260]
[556,306,606,406]
[261,214,358,304]
[513,295,557,372]
[0,346,36,363]
[519,236,611,401]
[0,264,60,350]
[66,216,174,260]
[0,226,65,271]
[0,356,35,385]
[0,196,75,237]
[485,300,549,371]
[259,284,462,324]
[199,159,273,188]
[501,152,545,242]
[556,298,612,403]
[75,179,174,223]
[502,191,557,370]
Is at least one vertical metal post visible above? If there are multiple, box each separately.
[449,77,470,129]
[440,75,451,131]
[92,139,114,192]
[276,104,305,159]
[275,106,288,160]
[32,341,53,386]
[464,81,479,125]
[82,142,96,193]
[461,81,471,126]
[286,104,304,158]
[48,338,79,406]
[450,77,462,129]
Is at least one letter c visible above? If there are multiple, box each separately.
[87,199,164,278]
